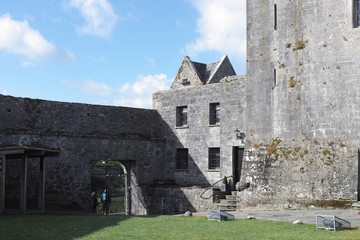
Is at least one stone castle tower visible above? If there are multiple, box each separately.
[242,0,360,208]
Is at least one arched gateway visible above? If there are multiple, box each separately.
[90,160,129,215]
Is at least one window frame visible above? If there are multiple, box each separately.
[176,106,188,127]
[208,147,220,170]
[354,0,360,28]
[209,103,220,126]
[175,148,189,170]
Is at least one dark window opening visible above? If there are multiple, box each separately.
[176,148,188,169]
[274,4,277,30]
[181,78,190,85]
[176,106,188,127]
[209,103,220,125]
[274,69,277,86]
[354,0,360,28]
[209,148,220,169]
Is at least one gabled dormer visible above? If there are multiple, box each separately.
[171,56,236,89]
[171,56,203,89]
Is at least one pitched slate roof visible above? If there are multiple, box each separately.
[171,55,237,89]
[187,55,236,84]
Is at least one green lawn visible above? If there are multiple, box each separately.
[0,215,359,240]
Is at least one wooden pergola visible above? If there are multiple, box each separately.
[0,146,60,214]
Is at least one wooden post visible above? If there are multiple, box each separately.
[125,172,130,215]
[20,155,27,214]
[358,149,360,201]
[39,156,45,213]
[0,155,5,215]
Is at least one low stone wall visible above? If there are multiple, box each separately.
[142,185,213,215]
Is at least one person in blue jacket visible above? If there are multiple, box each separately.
[101,188,109,215]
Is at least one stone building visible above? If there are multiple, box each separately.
[1,1,360,215]
[242,0,360,209]
[151,56,245,213]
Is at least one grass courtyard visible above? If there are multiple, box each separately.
[0,214,359,240]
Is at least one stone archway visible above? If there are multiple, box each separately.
[90,160,129,214]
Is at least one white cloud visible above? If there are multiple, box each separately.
[81,79,114,97]
[115,74,172,108]
[64,74,172,109]
[0,14,75,63]
[67,0,118,38]
[119,83,130,92]
[185,0,246,64]
[131,74,169,94]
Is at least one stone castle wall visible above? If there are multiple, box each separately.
[0,95,165,214]
[244,0,359,208]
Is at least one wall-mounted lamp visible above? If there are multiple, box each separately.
[234,128,246,141]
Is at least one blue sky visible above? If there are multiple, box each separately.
[0,0,246,109]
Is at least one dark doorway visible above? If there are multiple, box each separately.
[358,149,360,201]
[91,160,126,214]
[232,147,244,188]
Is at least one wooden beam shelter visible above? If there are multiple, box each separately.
[0,146,60,215]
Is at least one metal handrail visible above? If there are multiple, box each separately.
[200,176,233,199]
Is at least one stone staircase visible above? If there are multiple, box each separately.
[213,191,237,211]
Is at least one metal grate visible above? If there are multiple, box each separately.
[316,215,351,231]
[208,148,220,169]
[208,209,234,221]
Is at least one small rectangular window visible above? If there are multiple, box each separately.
[208,148,220,169]
[209,103,220,125]
[176,106,188,127]
[273,69,277,86]
[354,0,360,27]
[274,4,277,30]
[176,148,188,169]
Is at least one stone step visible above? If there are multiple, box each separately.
[219,199,237,205]
[213,203,237,211]
[225,194,236,200]
[352,202,360,209]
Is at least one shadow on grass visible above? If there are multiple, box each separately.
[1,215,360,240]
[0,213,159,240]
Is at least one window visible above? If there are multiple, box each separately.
[274,4,277,30]
[181,78,190,85]
[176,106,188,127]
[176,148,188,169]
[355,0,360,27]
[273,69,277,86]
[209,103,220,125]
[208,148,220,169]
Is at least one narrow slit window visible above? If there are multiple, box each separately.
[354,0,360,28]
[274,69,277,86]
[274,4,278,30]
